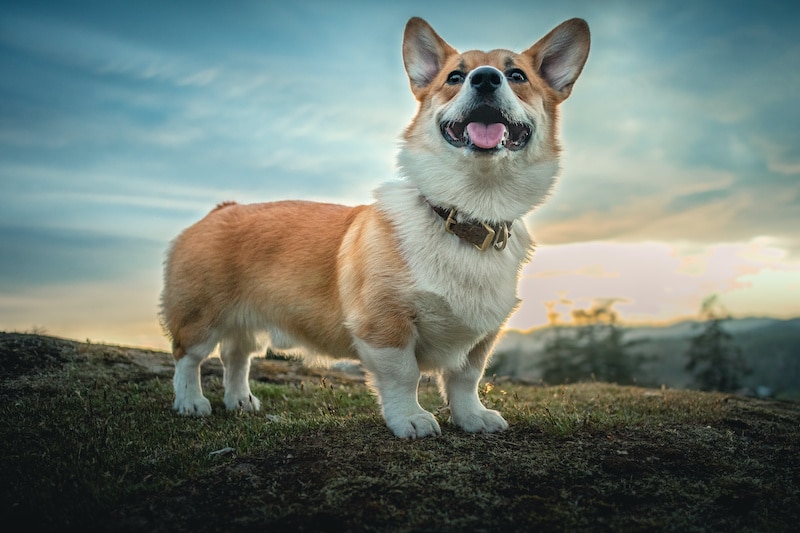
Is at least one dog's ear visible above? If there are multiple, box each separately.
[403,17,458,99]
[525,18,590,101]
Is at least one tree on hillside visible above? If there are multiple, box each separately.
[538,322,582,384]
[539,300,648,385]
[684,295,750,392]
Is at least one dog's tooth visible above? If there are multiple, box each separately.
[498,128,509,149]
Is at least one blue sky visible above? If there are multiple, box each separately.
[1,0,799,348]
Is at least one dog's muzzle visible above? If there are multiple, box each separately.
[441,105,532,152]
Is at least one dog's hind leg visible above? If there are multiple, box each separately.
[439,332,508,434]
[220,336,262,412]
[173,338,217,416]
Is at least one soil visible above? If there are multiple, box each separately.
[1,332,799,532]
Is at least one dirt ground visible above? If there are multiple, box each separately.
[113,397,800,532]
[2,332,799,532]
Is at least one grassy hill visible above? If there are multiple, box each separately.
[2,331,799,532]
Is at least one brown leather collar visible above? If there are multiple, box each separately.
[429,204,512,251]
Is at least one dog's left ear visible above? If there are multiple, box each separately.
[525,18,590,101]
[403,17,458,100]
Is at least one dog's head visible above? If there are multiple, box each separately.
[398,17,590,222]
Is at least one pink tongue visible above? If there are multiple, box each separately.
[466,122,506,149]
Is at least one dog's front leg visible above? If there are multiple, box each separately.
[355,339,441,439]
[440,333,509,434]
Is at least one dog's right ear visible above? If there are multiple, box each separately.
[403,17,457,99]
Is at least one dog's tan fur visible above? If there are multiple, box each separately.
[162,17,589,438]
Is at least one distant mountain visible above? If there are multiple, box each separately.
[493,318,800,398]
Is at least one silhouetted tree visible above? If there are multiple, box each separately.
[539,300,648,385]
[538,323,582,384]
[685,295,750,392]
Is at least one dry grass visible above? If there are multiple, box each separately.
[1,331,798,532]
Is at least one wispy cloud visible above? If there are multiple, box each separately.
[538,1,800,256]
[0,12,221,89]
[0,225,162,289]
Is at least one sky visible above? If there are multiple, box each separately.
[1,0,799,350]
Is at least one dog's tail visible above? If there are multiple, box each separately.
[212,200,238,212]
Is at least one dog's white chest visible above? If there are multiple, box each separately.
[408,249,522,371]
[377,182,528,328]
[412,247,522,333]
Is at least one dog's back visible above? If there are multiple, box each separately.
[162,200,365,360]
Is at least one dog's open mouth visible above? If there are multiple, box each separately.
[441,105,532,152]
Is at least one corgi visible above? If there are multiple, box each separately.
[161,17,590,438]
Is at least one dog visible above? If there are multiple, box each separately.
[161,17,589,438]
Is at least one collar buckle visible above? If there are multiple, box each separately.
[442,207,510,252]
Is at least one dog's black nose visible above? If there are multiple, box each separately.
[470,67,502,94]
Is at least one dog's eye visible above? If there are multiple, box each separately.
[506,69,527,83]
[446,71,466,85]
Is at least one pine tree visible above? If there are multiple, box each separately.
[685,295,751,392]
[539,324,582,384]
[539,300,648,385]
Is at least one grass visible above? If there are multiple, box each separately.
[1,331,799,532]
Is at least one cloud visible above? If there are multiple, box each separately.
[0,9,229,90]
[0,225,163,289]
[531,264,620,280]
[531,1,800,252]
[508,238,800,330]
[531,160,800,256]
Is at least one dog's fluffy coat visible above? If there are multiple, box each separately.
[161,17,590,438]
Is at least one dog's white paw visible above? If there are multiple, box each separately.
[387,411,442,439]
[173,396,212,417]
[452,408,509,434]
[224,392,261,412]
